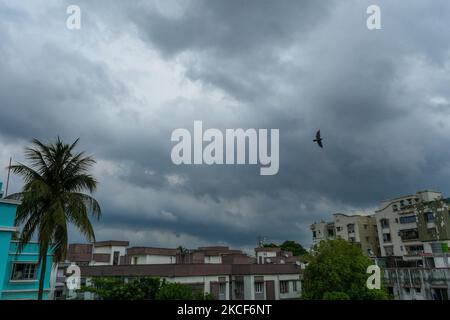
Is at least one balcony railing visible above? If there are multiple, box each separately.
[383,268,450,287]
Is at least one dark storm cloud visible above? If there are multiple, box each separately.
[1,0,450,249]
[130,0,333,56]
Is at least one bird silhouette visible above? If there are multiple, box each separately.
[313,130,323,148]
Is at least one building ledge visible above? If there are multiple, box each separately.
[9,280,38,283]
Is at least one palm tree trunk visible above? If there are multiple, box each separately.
[38,250,48,300]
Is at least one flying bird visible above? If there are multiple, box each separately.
[313,130,323,148]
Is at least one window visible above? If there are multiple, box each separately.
[432,288,449,300]
[113,251,120,266]
[55,289,63,299]
[425,212,435,223]
[292,281,298,292]
[336,227,342,232]
[219,283,226,295]
[406,245,424,256]
[327,228,335,237]
[384,246,394,256]
[383,233,391,242]
[280,281,289,294]
[399,229,419,241]
[133,256,138,265]
[234,281,244,298]
[255,282,264,294]
[399,215,416,224]
[347,224,355,233]
[380,219,389,228]
[363,224,368,229]
[393,204,398,212]
[312,231,316,238]
[430,242,443,253]
[11,263,37,281]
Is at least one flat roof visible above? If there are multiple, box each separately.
[80,263,301,277]
[93,240,130,247]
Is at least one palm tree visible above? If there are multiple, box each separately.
[6,137,101,300]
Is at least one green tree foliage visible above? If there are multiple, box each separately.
[262,243,278,248]
[7,137,101,299]
[322,291,350,300]
[302,239,390,300]
[156,283,214,300]
[280,240,307,256]
[263,240,307,256]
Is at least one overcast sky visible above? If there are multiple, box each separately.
[1,0,450,252]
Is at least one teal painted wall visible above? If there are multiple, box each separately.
[0,189,54,300]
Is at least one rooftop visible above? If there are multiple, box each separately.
[80,263,301,277]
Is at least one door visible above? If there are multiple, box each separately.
[265,280,275,300]
[210,282,220,300]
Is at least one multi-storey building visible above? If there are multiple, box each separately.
[0,181,54,300]
[255,247,300,265]
[311,213,380,257]
[64,240,130,266]
[53,240,130,299]
[383,267,450,300]
[58,241,301,300]
[374,190,450,267]
[80,263,301,300]
[310,221,335,244]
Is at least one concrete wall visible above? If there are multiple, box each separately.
[130,254,177,265]
[93,245,127,265]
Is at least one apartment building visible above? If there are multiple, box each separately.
[53,240,130,299]
[0,182,54,300]
[65,240,130,266]
[58,241,301,300]
[79,263,301,300]
[311,213,380,257]
[383,267,450,300]
[374,190,450,267]
[123,245,254,265]
[255,247,300,265]
[310,221,335,244]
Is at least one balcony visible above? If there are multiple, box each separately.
[398,229,419,242]
[383,268,450,289]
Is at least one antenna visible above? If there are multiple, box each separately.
[5,157,11,197]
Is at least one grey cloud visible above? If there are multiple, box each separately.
[1,1,450,249]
